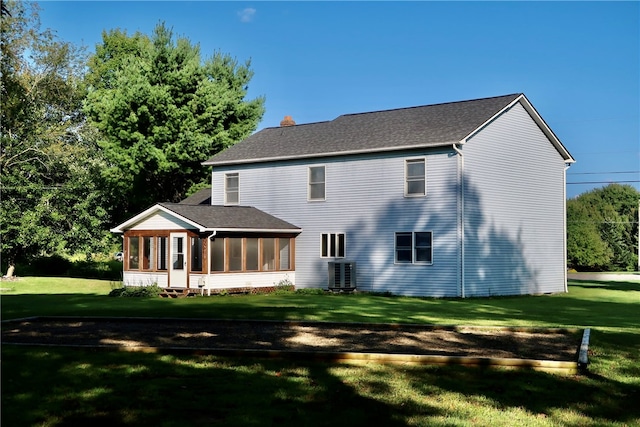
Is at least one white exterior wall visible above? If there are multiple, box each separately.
[122,272,293,292]
[212,150,460,297]
[200,272,295,290]
[123,272,169,287]
[462,102,567,296]
[129,211,193,230]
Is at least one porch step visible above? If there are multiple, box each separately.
[159,288,190,298]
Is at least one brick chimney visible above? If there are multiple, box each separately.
[280,115,296,127]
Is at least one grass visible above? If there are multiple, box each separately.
[2,277,639,426]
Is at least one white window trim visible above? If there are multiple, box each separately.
[224,172,239,205]
[320,232,346,258]
[404,157,427,197]
[394,231,433,265]
[308,165,326,202]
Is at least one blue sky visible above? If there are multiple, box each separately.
[37,1,639,198]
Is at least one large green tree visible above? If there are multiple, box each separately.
[1,0,110,275]
[84,23,265,222]
[567,184,639,271]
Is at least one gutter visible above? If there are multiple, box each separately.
[452,141,466,298]
[563,163,571,293]
[203,141,460,167]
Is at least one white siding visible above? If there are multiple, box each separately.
[122,272,294,292]
[203,272,295,290]
[123,272,168,287]
[212,150,460,297]
[462,102,567,296]
[130,211,194,231]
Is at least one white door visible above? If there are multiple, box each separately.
[169,232,188,287]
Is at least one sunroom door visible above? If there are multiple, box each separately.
[169,232,188,287]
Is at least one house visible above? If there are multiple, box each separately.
[111,93,575,297]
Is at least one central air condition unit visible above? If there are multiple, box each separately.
[328,261,356,291]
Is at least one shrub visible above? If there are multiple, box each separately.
[294,288,326,295]
[273,278,295,294]
[109,283,163,298]
[20,255,72,277]
[68,260,122,280]
[10,255,122,280]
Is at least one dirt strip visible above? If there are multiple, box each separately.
[2,317,581,362]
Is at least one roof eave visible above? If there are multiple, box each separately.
[213,227,302,233]
[459,94,575,162]
[110,204,208,234]
[202,142,458,167]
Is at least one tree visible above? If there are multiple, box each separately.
[1,0,110,275]
[566,199,612,270]
[567,184,639,271]
[84,23,265,223]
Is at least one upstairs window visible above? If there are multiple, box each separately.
[308,166,325,201]
[405,158,426,196]
[225,173,239,204]
[321,233,345,258]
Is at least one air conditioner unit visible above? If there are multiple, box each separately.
[328,261,356,291]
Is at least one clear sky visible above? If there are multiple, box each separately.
[37,1,639,198]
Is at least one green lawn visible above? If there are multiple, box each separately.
[2,277,639,426]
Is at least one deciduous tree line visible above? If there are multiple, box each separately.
[1,1,264,275]
[1,1,637,275]
[567,184,639,272]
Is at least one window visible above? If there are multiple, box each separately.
[262,238,276,271]
[142,236,154,270]
[173,236,185,270]
[157,237,168,271]
[191,237,203,272]
[225,173,239,204]
[209,237,294,273]
[129,237,140,269]
[405,158,426,196]
[210,238,225,272]
[395,232,432,264]
[308,166,325,201]
[279,238,291,270]
[229,238,243,271]
[246,238,259,271]
[321,233,345,258]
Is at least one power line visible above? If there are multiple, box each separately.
[567,180,640,185]
[567,171,639,175]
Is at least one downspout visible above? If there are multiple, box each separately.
[452,142,465,298]
[563,164,571,293]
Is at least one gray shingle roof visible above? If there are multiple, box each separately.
[159,203,301,232]
[179,188,211,205]
[204,94,523,166]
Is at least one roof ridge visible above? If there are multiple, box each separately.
[338,93,522,119]
[259,94,522,130]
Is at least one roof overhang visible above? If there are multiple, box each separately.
[460,94,575,163]
[202,143,458,168]
[110,204,303,234]
[110,204,209,234]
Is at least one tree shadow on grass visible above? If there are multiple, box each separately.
[569,280,640,292]
[1,346,416,427]
[407,364,640,426]
[3,339,640,427]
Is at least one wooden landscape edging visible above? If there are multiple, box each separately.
[2,316,591,375]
